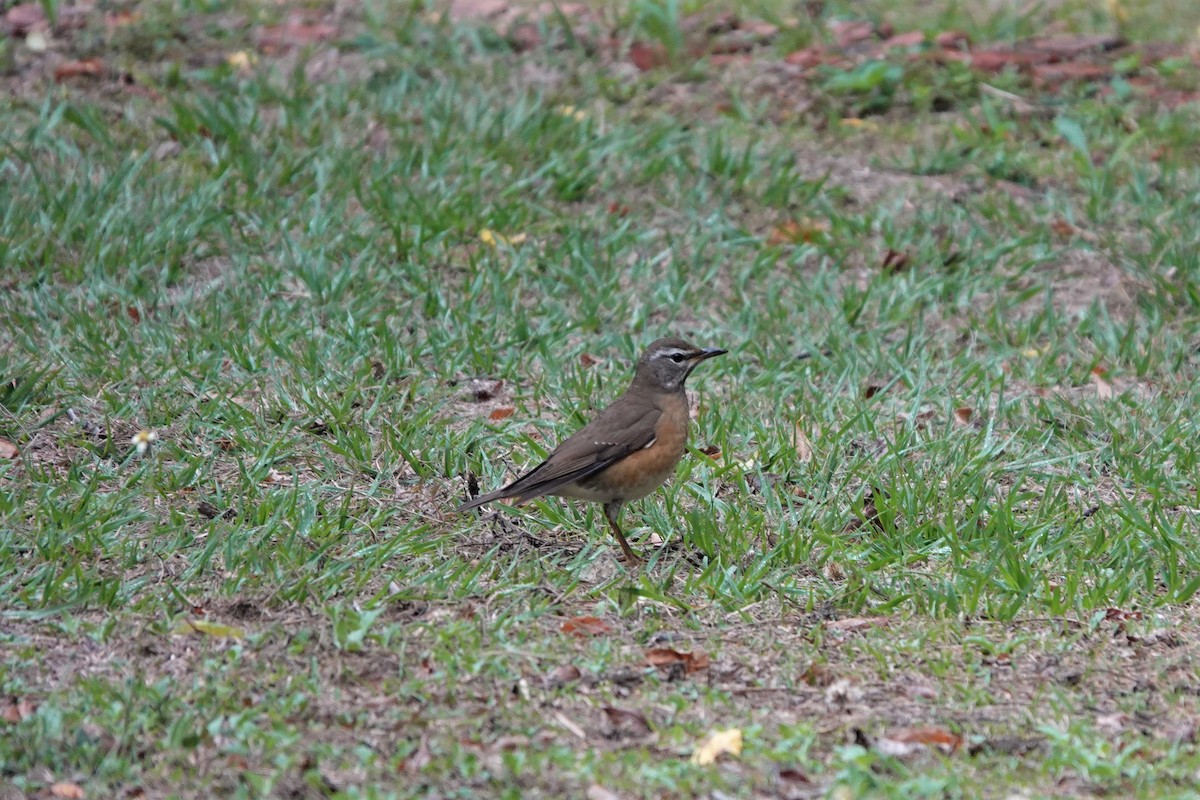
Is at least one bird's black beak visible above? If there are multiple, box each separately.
[694,347,727,361]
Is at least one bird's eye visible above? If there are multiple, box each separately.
[669,353,686,363]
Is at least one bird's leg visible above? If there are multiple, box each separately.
[602,501,641,566]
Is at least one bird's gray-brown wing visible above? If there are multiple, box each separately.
[457,403,661,511]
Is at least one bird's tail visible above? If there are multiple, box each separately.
[456,487,526,513]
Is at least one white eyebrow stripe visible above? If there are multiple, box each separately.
[652,348,691,359]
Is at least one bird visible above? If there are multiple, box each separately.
[457,336,727,565]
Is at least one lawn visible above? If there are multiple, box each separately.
[3,0,1200,797]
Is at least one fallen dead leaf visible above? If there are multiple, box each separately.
[690,728,743,765]
[54,58,104,82]
[935,30,970,49]
[50,783,85,799]
[645,647,710,673]
[561,616,611,637]
[1091,367,1114,400]
[768,218,829,245]
[862,383,884,399]
[629,40,667,71]
[778,767,811,784]
[881,30,925,50]
[698,444,722,459]
[261,468,288,485]
[881,248,911,274]
[784,46,831,68]
[2,696,36,724]
[830,19,877,48]
[1050,217,1082,238]
[579,353,602,368]
[489,406,515,421]
[602,706,653,737]
[257,18,338,52]
[890,725,963,753]
[1105,607,1143,622]
[173,619,245,639]
[0,438,18,459]
[544,663,582,689]
[793,423,813,462]
[952,407,973,427]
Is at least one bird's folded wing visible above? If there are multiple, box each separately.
[475,406,661,505]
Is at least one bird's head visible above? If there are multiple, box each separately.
[633,337,727,392]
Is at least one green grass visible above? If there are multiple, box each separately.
[3,0,1200,797]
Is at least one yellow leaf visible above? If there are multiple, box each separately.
[690,728,742,765]
[1021,347,1042,358]
[227,51,256,72]
[557,104,586,121]
[173,619,245,639]
[479,229,526,247]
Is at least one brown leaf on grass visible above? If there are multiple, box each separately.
[606,202,631,217]
[544,663,582,689]
[561,616,611,637]
[50,783,85,799]
[602,706,653,737]
[783,46,830,68]
[768,218,828,245]
[257,19,338,52]
[645,647,710,673]
[1105,607,1143,622]
[779,767,811,784]
[1026,34,1123,59]
[2,696,36,724]
[4,3,45,36]
[698,444,721,459]
[881,248,911,274]
[579,352,602,368]
[935,30,970,49]
[739,19,780,39]
[489,406,515,421]
[54,59,104,82]
[952,407,973,427]
[888,725,963,753]
[880,30,925,51]
[794,423,814,462]
[830,19,877,48]
[0,438,18,459]
[1032,61,1112,88]
[862,383,884,399]
[1050,217,1079,238]
[629,41,667,71]
[1091,367,1114,400]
